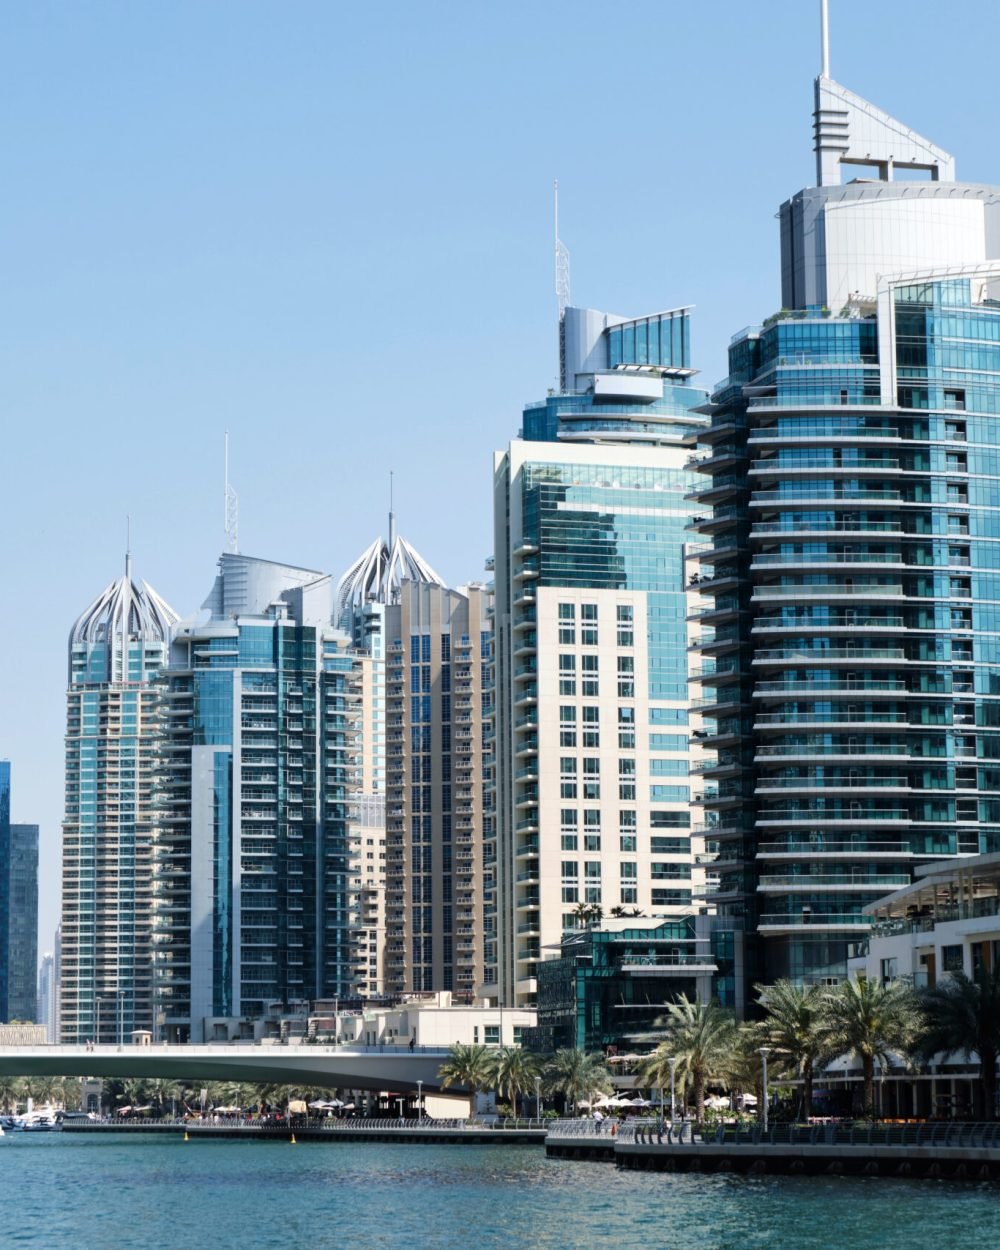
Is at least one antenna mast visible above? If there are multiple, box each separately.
[224,429,239,554]
[555,179,571,392]
[820,0,830,78]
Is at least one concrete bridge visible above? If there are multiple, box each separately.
[0,1043,453,1092]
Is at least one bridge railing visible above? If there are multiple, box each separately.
[186,1115,545,1132]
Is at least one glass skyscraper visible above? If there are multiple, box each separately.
[154,553,363,1042]
[691,60,1000,987]
[492,306,714,1009]
[61,558,177,1042]
[8,824,38,1023]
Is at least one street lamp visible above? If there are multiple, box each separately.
[417,1080,423,1120]
[535,1076,542,1123]
[396,1097,405,1122]
[668,1056,678,1125]
[759,1047,771,1133]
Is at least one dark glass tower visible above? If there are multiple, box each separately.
[691,63,1000,988]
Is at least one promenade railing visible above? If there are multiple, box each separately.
[615,1119,1000,1149]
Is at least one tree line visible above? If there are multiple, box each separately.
[438,967,1000,1123]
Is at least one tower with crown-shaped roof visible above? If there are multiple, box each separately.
[60,554,178,1043]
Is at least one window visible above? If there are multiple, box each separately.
[942,944,964,973]
[617,604,634,647]
[562,886,579,903]
[620,862,637,880]
[620,886,638,904]
[484,1025,500,1045]
[561,861,579,879]
[559,654,576,674]
[559,603,576,621]
[581,604,598,622]
[617,655,635,698]
[583,758,601,799]
[582,625,599,646]
[560,678,577,696]
[584,834,601,852]
[561,833,578,851]
[584,809,601,829]
[561,808,578,828]
[620,834,637,852]
[559,626,576,645]
[583,706,600,748]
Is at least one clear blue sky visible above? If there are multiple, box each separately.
[3,0,999,953]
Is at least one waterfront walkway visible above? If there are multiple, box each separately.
[546,1118,1000,1180]
[62,1116,548,1144]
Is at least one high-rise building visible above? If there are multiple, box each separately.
[690,50,1000,988]
[37,950,57,1042]
[7,824,38,1023]
[61,560,177,1042]
[492,306,713,1008]
[154,553,364,1042]
[0,762,10,1019]
[382,580,493,998]
[336,519,445,999]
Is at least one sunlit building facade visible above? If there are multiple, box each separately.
[492,306,713,1008]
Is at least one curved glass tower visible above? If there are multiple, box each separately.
[692,62,1000,987]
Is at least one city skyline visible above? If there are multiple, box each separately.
[5,0,1000,953]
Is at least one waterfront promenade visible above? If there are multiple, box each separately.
[546,1118,1000,1180]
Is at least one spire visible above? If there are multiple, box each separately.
[812,0,954,188]
[819,0,830,78]
[388,470,397,551]
[125,515,132,582]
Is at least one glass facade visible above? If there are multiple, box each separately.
[532,918,727,1052]
[61,567,176,1042]
[692,280,1000,986]
[7,824,38,1023]
[155,611,361,1040]
[0,763,9,1020]
[493,306,721,1008]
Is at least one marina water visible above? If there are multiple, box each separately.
[6,1136,1000,1250]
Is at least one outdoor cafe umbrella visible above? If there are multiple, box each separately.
[287,1099,308,1115]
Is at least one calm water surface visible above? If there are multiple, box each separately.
[4,1135,1000,1250]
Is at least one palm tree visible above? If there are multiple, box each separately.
[544,1048,612,1114]
[819,976,922,1119]
[639,994,738,1121]
[920,964,1000,1120]
[0,1076,19,1113]
[438,1044,497,1116]
[757,980,829,1120]
[492,1046,543,1118]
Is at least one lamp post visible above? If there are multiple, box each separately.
[668,1056,677,1125]
[759,1047,771,1134]
[396,1097,404,1122]
[535,1076,542,1123]
[417,1080,423,1120]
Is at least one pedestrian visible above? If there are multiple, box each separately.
[409,1035,416,1052]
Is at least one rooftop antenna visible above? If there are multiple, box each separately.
[224,429,239,554]
[820,0,830,78]
[125,514,132,580]
[388,469,397,550]
[555,179,571,391]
